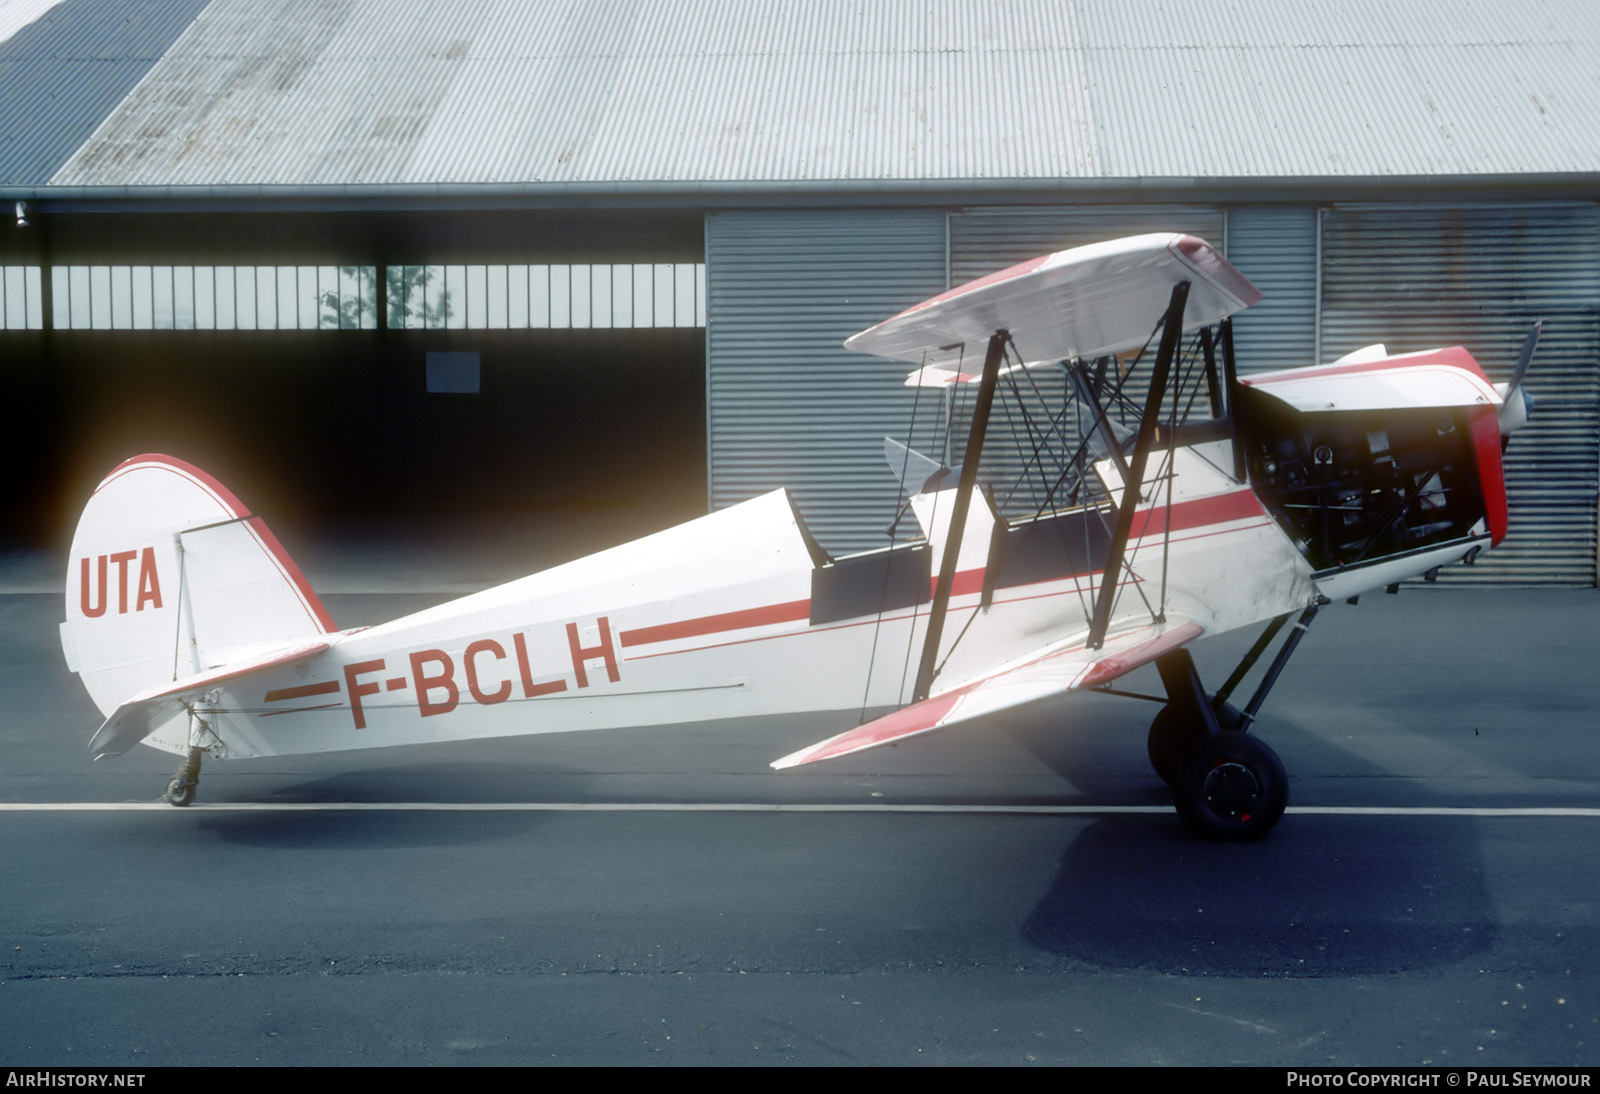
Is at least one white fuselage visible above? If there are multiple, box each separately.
[149,441,1319,760]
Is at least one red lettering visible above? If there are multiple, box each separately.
[464,639,511,704]
[513,630,568,698]
[343,659,385,730]
[410,649,459,718]
[513,632,536,696]
[566,617,619,689]
[79,555,107,618]
[135,546,162,611]
[109,550,137,614]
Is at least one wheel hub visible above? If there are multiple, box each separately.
[1202,760,1262,820]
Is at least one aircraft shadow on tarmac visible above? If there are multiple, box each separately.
[193,763,589,850]
[1019,814,1495,978]
[995,697,1497,978]
[195,803,547,851]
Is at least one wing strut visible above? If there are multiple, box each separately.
[912,329,1009,703]
[1221,317,1247,483]
[1088,281,1190,650]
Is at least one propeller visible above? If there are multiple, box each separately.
[1496,320,1541,442]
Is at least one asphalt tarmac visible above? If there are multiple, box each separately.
[3,583,1599,1066]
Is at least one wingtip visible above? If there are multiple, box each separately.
[769,746,814,771]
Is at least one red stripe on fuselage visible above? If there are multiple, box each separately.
[619,491,1263,652]
[619,599,812,648]
[1127,489,1264,541]
[264,680,341,702]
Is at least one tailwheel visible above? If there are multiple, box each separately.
[1173,732,1287,840]
[162,747,203,807]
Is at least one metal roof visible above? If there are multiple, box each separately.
[2,0,1598,194]
[0,0,211,184]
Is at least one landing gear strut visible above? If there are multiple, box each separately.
[1146,605,1318,839]
[162,708,220,807]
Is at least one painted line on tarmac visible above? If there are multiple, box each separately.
[3,802,1600,817]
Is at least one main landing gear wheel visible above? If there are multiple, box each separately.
[1172,731,1288,840]
[1146,705,1194,786]
[1147,701,1244,785]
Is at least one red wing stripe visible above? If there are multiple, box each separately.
[1077,622,1205,688]
[264,680,341,703]
[620,599,811,648]
[782,684,977,767]
[892,254,1052,319]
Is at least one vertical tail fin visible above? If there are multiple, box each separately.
[60,454,333,722]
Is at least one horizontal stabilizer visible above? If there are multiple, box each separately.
[88,638,331,759]
[771,620,1203,769]
[883,437,944,493]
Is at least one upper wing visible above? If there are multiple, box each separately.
[88,638,332,759]
[845,233,1260,367]
[771,619,1203,769]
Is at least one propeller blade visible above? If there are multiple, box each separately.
[1498,320,1542,445]
[1504,319,1542,401]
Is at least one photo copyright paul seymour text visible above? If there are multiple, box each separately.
[1287,1075,1592,1089]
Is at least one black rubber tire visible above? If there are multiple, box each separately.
[1146,704,1196,786]
[1172,731,1288,840]
[1147,700,1246,785]
[164,778,196,807]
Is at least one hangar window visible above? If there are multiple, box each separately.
[1,266,44,329]
[40,262,704,332]
[385,263,705,330]
[49,265,379,330]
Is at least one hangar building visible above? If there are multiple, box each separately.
[2,0,1597,584]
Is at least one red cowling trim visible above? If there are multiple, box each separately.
[1466,407,1508,546]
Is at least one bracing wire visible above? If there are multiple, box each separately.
[858,349,932,724]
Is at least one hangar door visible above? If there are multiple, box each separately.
[1322,204,1600,586]
[705,210,946,555]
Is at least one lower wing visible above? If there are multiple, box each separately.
[771,619,1203,769]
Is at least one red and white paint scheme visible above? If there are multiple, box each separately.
[61,234,1534,836]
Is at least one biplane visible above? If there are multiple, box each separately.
[60,234,1537,838]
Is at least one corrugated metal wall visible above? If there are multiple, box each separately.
[705,209,947,555]
[1321,204,1600,585]
[1225,205,1318,375]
